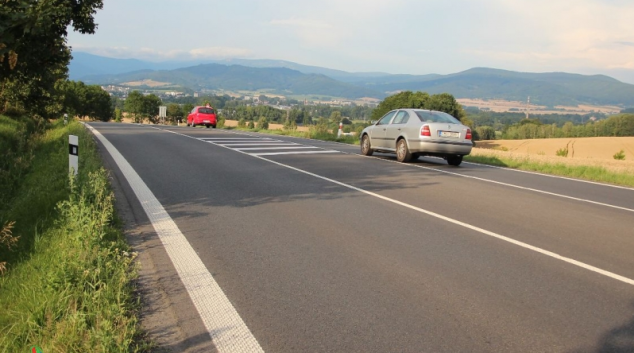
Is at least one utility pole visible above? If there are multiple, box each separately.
[525,96,531,119]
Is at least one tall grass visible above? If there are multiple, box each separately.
[464,154,634,187]
[0,118,149,352]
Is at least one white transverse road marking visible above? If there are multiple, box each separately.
[199,133,340,156]
[160,127,634,287]
[86,125,264,353]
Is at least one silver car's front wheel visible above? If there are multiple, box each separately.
[396,139,412,163]
[361,135,373,156]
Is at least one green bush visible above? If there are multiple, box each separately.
[613,150,626,160]
[237,118,247,128]
[257,117,269,130]
[114,108,122,122]
[217,116,225,128]
[556,142,570,157]
[475,126,496,140]
[247,120,255,129]
[283,119,297,131]
[556,147,569,157]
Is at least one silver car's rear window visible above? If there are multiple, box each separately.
[199,108,215,114]
[415,111,460,124]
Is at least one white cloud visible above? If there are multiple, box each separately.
[66,0,634,83]
[188,47,253,59]
[270,18,333,29]
[269,17,344,47]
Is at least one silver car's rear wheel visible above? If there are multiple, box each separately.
[361,135,373,156]
[447,155,463,166]
[396,139,412,162]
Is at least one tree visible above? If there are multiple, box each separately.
[167,103,182,124]
[329,111,342,124]
[83,85,112,121]
[371,91,430,120]
[371,91,466,121]
[124,91,144,123]
[182,103,195,118]
[57,80,112,121]
[141,94,162,123]
[426,93,465,121]
[114,108,122,122]
[475,126,496,140]
[1,0,104,118]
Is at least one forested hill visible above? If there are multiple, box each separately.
[81,64,383,99]
[360,68,634,107]
[73,53,634,107]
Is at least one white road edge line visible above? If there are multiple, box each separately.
[157,127,634,287]
[86,124,264,353]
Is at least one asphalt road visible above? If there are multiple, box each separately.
[88,122,634,353]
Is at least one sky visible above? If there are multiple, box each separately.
[67,0,634,84]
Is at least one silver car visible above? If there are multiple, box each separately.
[359,109,473,165]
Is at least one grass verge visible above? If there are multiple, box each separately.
[464,154,634,187]
[0,118,149,352]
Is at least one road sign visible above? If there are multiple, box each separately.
[159,106,167,118]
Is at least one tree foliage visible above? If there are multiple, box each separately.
[371,91,465,121]
[58,81,112,121]
[500,114,634,139]
[0,0,104,118]
[123,91,162,123]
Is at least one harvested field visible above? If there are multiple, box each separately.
[458,98,621,115]
[477,137,634,159]
[473,137,634,174]
[123,79,170,87]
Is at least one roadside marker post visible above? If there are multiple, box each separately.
[337,122,343,137]
[69,135,78,176]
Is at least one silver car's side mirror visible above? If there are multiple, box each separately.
[370,120,377,125]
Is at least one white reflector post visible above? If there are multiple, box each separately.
[69,135,78,176]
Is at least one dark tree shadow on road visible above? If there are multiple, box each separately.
[594,301,634,353]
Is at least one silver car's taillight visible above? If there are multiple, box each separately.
[421,125,431,137]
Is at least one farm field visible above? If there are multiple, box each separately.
[458,98,622,115]
[474,137,634,175]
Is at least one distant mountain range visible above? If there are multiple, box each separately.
[70,52,634,107]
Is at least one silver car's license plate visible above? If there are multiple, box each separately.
[439,131,459,138]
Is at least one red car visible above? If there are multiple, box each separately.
[187,106,217,128]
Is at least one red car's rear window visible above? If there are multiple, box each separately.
[198,108,215,114]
